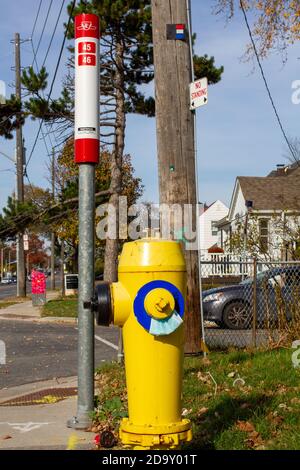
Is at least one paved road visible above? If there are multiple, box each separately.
[0,320,119,388]
[0,277,62,300]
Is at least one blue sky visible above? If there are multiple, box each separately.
[0,0,299,212]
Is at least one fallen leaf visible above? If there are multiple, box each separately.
[245,439,258,448]
[241,403,251,409]
[267,412,284,426]
[291,397,300,405]
[182,408,192,417]
[244,428,264,448]
[2,435,12,440]
[202,357,211,366]
[236,420,255,433]
[249,431,260,439]
[197,371,210,383]
[276,385,288,394]
[228,372,236,378]
[197,407,208,417]
[255,445,266,450]
[203,393,213,400]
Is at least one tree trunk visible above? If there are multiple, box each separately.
[151,0,202,354]
[72,241,79,273]
[104,39,126,283]
[61,239,65,297]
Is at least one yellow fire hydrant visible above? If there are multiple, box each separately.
[87,239,192,449]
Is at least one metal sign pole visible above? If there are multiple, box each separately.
[68,13,100,429]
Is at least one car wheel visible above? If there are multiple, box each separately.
[223,301,251,330]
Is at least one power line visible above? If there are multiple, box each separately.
[40,126,52,157]
[30,1,65,157]
[240,0,299,167]
[30,0,43,41]
[31,0,54,68]
[40,0,66,154]
[42,0,66,68]
[25,0,77,172]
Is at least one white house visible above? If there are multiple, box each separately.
[199,200,229,253]
[217,163,300,260]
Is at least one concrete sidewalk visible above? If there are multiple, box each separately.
[0,291,74,323]
[0,376,94,450]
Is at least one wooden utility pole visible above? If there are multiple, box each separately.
[51,148,56,291]
[15,33,26,297]
[151,0,202,353]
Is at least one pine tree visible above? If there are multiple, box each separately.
[0,96,23,139]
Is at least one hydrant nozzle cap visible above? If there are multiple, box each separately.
[144,288,175,320]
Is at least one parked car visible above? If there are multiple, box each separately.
[1,277,12,284]
[202,265,300,330]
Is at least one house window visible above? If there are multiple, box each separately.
[259,219,269,253]
[211,221,218,236]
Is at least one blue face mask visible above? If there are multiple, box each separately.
[149,311,183,336]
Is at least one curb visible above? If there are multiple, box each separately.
[0,315,77,323]
[0,376,78,403]
[39,316,78,324]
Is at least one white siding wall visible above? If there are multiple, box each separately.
[199,200,229,251]
[231,185,246,229]
[226,181,300,260]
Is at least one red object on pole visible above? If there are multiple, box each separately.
[74,14,100,164]
[31,270,46,295]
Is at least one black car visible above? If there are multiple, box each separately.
[202,265,300,330]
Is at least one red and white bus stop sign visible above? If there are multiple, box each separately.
[74,13,100,164]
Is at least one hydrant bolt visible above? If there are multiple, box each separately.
[155,298,168,311]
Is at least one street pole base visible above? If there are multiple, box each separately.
[119,418,192,450]
[67,415,91,430]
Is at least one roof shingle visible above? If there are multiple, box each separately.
[238,173,300,211]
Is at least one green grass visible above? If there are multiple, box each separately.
[94,348,300,450]
[0,301,18,309]
[41,297,78,317]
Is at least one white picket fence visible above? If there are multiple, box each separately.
[200,253,253,277]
